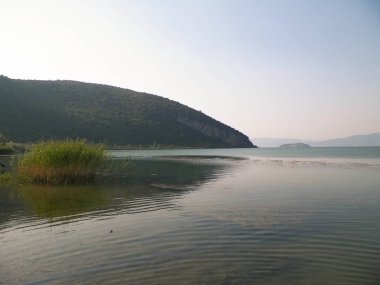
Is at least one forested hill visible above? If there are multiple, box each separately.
[0,76,255,148]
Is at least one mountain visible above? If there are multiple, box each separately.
[313,133,380,147]
[0,76,254,148]
[253,133,380,147]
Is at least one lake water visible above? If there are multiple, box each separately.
[1,147,380,284]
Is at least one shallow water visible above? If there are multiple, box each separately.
[1,148,380,284]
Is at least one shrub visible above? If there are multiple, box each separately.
[18,139,109,183]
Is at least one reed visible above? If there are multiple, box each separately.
[18,139,109,183]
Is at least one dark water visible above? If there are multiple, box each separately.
[1,150,380,284]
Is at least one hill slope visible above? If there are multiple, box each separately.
[313,133,380,147]
[253,133,380,147]
[0,76,255,148]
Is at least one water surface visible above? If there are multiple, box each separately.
[1,148,380,284]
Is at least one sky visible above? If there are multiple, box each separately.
[1,0,379,140]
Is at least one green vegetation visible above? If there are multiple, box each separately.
[0,173,16,186]
[0,75,255,148]
[0,172,31,187]
[17,140,109,183]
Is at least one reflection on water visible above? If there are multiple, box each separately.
[16,185,110,219]
[0,158,233,223]
[1,156,380,285]
[127,158,235,185]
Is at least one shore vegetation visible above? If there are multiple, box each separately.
[17,139,109,183]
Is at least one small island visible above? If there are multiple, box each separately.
[279,143,311,148]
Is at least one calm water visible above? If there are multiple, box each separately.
[1,147,380,284]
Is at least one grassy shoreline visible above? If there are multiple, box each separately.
[18,140,109,183]
[0,140,132,185]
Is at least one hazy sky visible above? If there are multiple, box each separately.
[1,0,379,140]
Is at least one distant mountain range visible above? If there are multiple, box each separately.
[253,133,380,147]
[0,76,255,148]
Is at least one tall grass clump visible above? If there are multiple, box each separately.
[18,140,109,183]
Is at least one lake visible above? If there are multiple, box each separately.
[1,147,380,284]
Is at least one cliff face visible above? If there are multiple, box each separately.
[0,76,256,148]
[177,116,253,147]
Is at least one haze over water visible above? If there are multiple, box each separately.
[1,147,380,284]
